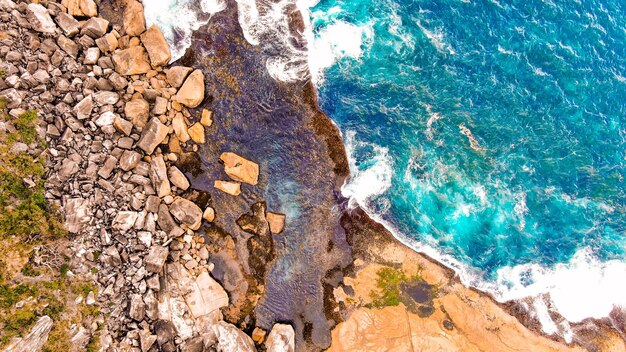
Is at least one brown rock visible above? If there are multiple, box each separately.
[200,109,213,127]
[119,150,141,171]
[137,117,169,155]
[145,245,168,273]
[214,180,241,196]
[112,46,151,75]
[252,328,267,344]
[164,66,192,88]
[202,207,215,222]
[112,211,138,231]
[125,98,149,128]
[169,198,203,230]
[219,152,259,185]
[149,156,171,198]
[80,17,109,38]
[73,96,93,119]
[55,12,80,37]
[266,212,286,234]
[188,122,205,144]
[95,33,118,53]
[113,115,133,136]
[57,36,79,57]
[140,24,171,67]
[66,0,98,17]
[129,294,145,321]
[175,69,204,108]
[167,166,189,191]
[153,96,167,115]
[172,114,190,143]
[26,3,56,34]
[123,0,146,36]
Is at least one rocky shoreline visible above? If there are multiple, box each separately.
[0,0,625,351]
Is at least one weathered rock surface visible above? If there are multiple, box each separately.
[175,69,204,108]
[167,166,189,190]
[220,152,259,186]
[112,46,151,75]
[26,3,56,34]
[212,321,257,352]
[266,212,286,234]
[4,316,53,352]
[165,66,192,88]
[149,156,171,198]
[188,123,205,144]
[55,12,80,36]
[65,0,98,17]
[123,0,146,36]
[124,98,149,128]
[265,324,295,352]
[146,245,169,273]
[169,198,203,230]
[137,117,168,154]
[141,24,171,67]
[64,198,91,234]
[214,180,241,196]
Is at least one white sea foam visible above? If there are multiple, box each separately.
[142,0,226,61]
[416,21,456,55]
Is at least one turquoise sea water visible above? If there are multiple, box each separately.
[310,0,626,319]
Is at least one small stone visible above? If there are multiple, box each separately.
[145,245,168,273]
[200,109,213,127]
[112,46,151,75]
[95,33,118,53]
[172,114,190,143]
[66,0,98,17]
[137,117,169,155]
[84,47,100,65]
[140,24,171,67]
[73,96,93,119]
[266,212,286,234]
[265,324,295,352]
[152,96,167,115]
[81,17,109,38]
[129,294,145,321]
[149,156,171,198]
[112,211,138,231]
[57,36,79,57]
[124,98,149,128]
[188,123,205,144]
[95,111,116,127]
[202,207,215,222]
[55,12,80,37]
[167,166,189,191]
[252,328,267,344]
[93,91,119,105]
[214,180,241,196]
[113,115,133,136]
[119,150,141,171]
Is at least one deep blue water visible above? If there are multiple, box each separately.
[311,0,626,292]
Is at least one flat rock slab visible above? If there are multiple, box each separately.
[220,152,259,185]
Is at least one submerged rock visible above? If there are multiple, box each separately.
[265,324,295,352]
[214,180,241,196]
[220,152,259,186]
[266,212,286,234]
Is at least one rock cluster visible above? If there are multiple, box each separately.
[0,0,292,350]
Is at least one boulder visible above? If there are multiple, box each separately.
[141,24,171,67]
[3,316,53,352]
[125,98,149,128]
[112,211,138,231]
[214,180,241,196]
[112,46,151,75]
[212,321,256,352]
[66,0,98,17]
[175,69,204,108]
[73,96,93,119]
[188,123,205,144]
[55,12,80,36]
[26,4,56,34]
[137,117,168,154]
[184,271,228,318]
[219,152,259,185]
[149,156,171,198]
[167,166,189,190]
[123,0,146,36]
[266,212,286,234]
[265,324,295,352]
[169,198,203,230]
[80,17,109,38]
[146,245,169,273]
[96,32,118,53]
[165,66,192,88]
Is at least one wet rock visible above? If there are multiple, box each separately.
[66,0,98,17]
[124,98,149,128]
[26,3,56,34]
[212,321,256,352]
[64,198,91,233]
[149,156,171,198]
[137,117,168,154]
[188,123,205,144]
[167,166,189,190]
[169,198,202,230]
[164,66,192,88]
[112,46,151,75]
[112,211,138,231]
[55,12,80,37]
[146,245,168,273]
[73,95,93,119]
[214,180,241,196]
[266,212,286,234]
[220,152,259,186]
[265,324,295,352]
[140,24,171,67]
[80,17,109,39]
[123,0,146,36]
[175,69,204,108]
[4,316,53,352]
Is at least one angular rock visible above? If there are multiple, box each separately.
[165,66,193,88]
[184,271,228,318]
[80,17,109,38]
[220,152,259,185]
[66,0,98,17]
[95,32,118,53]
[0,89,21,109]
[152,96,167,115]
[265,324,295,352]
[129,294,145,321]
[93,91,119,105]
[169,198,202,230]
[157,203,176,232]
[123,0,146,36]
[175,69,204,108]
[188,123,205,144]
[167,166,189,190]
[145,245,168,273]
[112,46,151,75]
[26,3,56,34]
[137,117,168,155]
[266,212,286,234]
[112,211,138,231]
[139,330,157,352]
[117,151,139,172]
[124,98,149,128]
[113,115,133,136]
[4,316,53,352]
[64,198,91,234]
[58,36,79,57]
[73,95,93,119]
[201,109,213,127]
[98,155,118,179]
[83,47,100,65]
[172,114,190,143]
[140,24,171,67]
[55,12,80,37]
[149,156,171,198]
[212,321,256,352]
[214,180,241,196]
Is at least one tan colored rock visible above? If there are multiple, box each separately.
[219,152,259,185]
[200,109,213,127]
[169,198,202,230]
[80,17,109,38]
[113,115,133,136]
[65,0,97,17]
[212,321,256,352]
[167,166,189,191]
[125,98,149,128]
[149,156,171,198]
[96,32,118,53]
[165,66,192,88]
[137,117,169,155]
[55,12,80,37]
[123,0,146,36]
[188,123,205,144]
[112,46,151,75]
[172,114,190,143]
[140,24,171,67]
[214,180,241,196]
[252,328,267,344]
[184,271,228,318]
[112,211,138,231]
[4,316,53,352]
[175,69,204,108]
[26,3,56,34]
[265,324,295,352]
[266,212,285,234]
[202,207,215,222]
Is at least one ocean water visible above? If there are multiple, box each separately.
[144,0,626,337]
